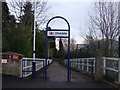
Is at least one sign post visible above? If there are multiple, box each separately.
[46,16,71,81]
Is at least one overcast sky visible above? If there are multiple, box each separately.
[45,1,92,44]
[6,0,119,44]
[6,0,93,44]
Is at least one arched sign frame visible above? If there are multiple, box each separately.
[45,16,71,82]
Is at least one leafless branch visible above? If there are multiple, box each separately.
[84,1,118,57]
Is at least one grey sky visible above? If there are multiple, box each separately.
[45,1,92,44]
[6,0,92,44]
[6,0,119,44]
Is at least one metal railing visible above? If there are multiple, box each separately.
[102,57,120,84]
[63,57,120,84]
[20,58,52,78]
[64,58,95,75]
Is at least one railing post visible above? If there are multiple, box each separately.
[71,59,74,67]
[91,61,94,77]
[118,58,120,84]
[25,60,27,76]
[93,58,95,74]
[103,57,106,75]
[20,59,23,78]
[80,59,82,70]
[71,60,72,67]
[32,62,36,79]
[77,59,78,69]
[73,59,75,68]
[86,59,89,72]
[78,59,80,70]
[75,59,77,69]
[82,59,84,70]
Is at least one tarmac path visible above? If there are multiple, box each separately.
[47,61,90,82]
[2,61,116,88]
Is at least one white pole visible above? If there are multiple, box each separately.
[103,57,106,75]
[118,2,120,84]
[118,1,120,58]
[33,0,36,60]
[118,58,120,84]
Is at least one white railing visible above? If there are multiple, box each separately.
[64,57,120,84]
[20,58,52,77]
[102,57,120,84]
[64,58,95,74]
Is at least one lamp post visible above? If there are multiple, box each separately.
[118,1,120,58]
[32,0,36,78]
[33,0,36,59]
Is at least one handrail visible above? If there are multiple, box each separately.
[64,58,95,75]
[102,57,120,84]
[21,58,52,78]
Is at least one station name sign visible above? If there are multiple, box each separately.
[47,31,68,37]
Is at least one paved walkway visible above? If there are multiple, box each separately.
[47,61,91,82]
[2,61,116,88]
[47,61,68,81]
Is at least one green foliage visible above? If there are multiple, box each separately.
[36,30,46,58]
[36,30,57,58]
[2,1,56,59]
[2,2,16,32]
[77,48,92,58]
[2,2,16,52]
[2,2,32,57]
[49,38,57,58]
[6,28,32,57]
[20,2,34,30]
[58,39,65,62]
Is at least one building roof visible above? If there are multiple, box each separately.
[0,51,23,56]
[77,44,86,49]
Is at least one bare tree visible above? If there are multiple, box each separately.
[8,0,25,21]
[32,0,51,28]
[70,38,77,52]
[63,38,77,52]
[86,1,119,57]
[7,0,51,29]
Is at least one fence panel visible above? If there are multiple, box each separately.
[64,58,95,75]
[102,57,120,84]
[64,57,120,84]
[21,58,52,78]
